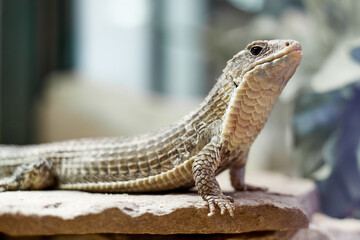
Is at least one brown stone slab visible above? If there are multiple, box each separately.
[0,231,300,240]
[0,171,315,236]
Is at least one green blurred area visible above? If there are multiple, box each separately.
[0,0,74,144]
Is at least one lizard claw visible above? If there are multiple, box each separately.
[0,179,8,192]
[205,194,235,217]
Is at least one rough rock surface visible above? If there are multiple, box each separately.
[0,231,300,240]
[0,171,318,236]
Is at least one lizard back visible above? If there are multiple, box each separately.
[0,77,236,192]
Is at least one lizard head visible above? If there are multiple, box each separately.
[220,40,302,150]
[223,39,302,88]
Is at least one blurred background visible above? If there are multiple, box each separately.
[1,0,360,219]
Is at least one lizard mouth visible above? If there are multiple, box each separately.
[232,45,302,89]
[222,41,303,151]
[243,45,302,88]
[238,41,303,81]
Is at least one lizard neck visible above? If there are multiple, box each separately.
[220,71,287,152]
[191,74,236,124]
[219,40,302,152]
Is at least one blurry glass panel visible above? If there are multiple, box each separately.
[228,0,265,12]
[161,0,207,96]
[107,0,150,28]
[75,0,151,91]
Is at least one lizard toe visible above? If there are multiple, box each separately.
[205,194,235,217]
[207,199,216,217]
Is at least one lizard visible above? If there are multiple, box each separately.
[0,39,302,217]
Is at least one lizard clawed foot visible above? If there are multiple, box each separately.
[205,194,235,217]
[0,177,14,192]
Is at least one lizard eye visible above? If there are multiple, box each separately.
[250,46,263,56]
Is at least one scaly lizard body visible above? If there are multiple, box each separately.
[0,39,302,216]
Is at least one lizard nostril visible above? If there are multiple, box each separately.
[285,42,290,47]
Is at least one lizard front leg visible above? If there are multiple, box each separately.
[192,136,234,217]
[230,155,267,191]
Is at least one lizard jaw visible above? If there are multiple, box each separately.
[221,40,302,151]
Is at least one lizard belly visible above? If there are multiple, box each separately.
[58,158,195,192]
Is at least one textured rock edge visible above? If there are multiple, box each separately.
[0,171,315,236]
[0,192,308,236]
